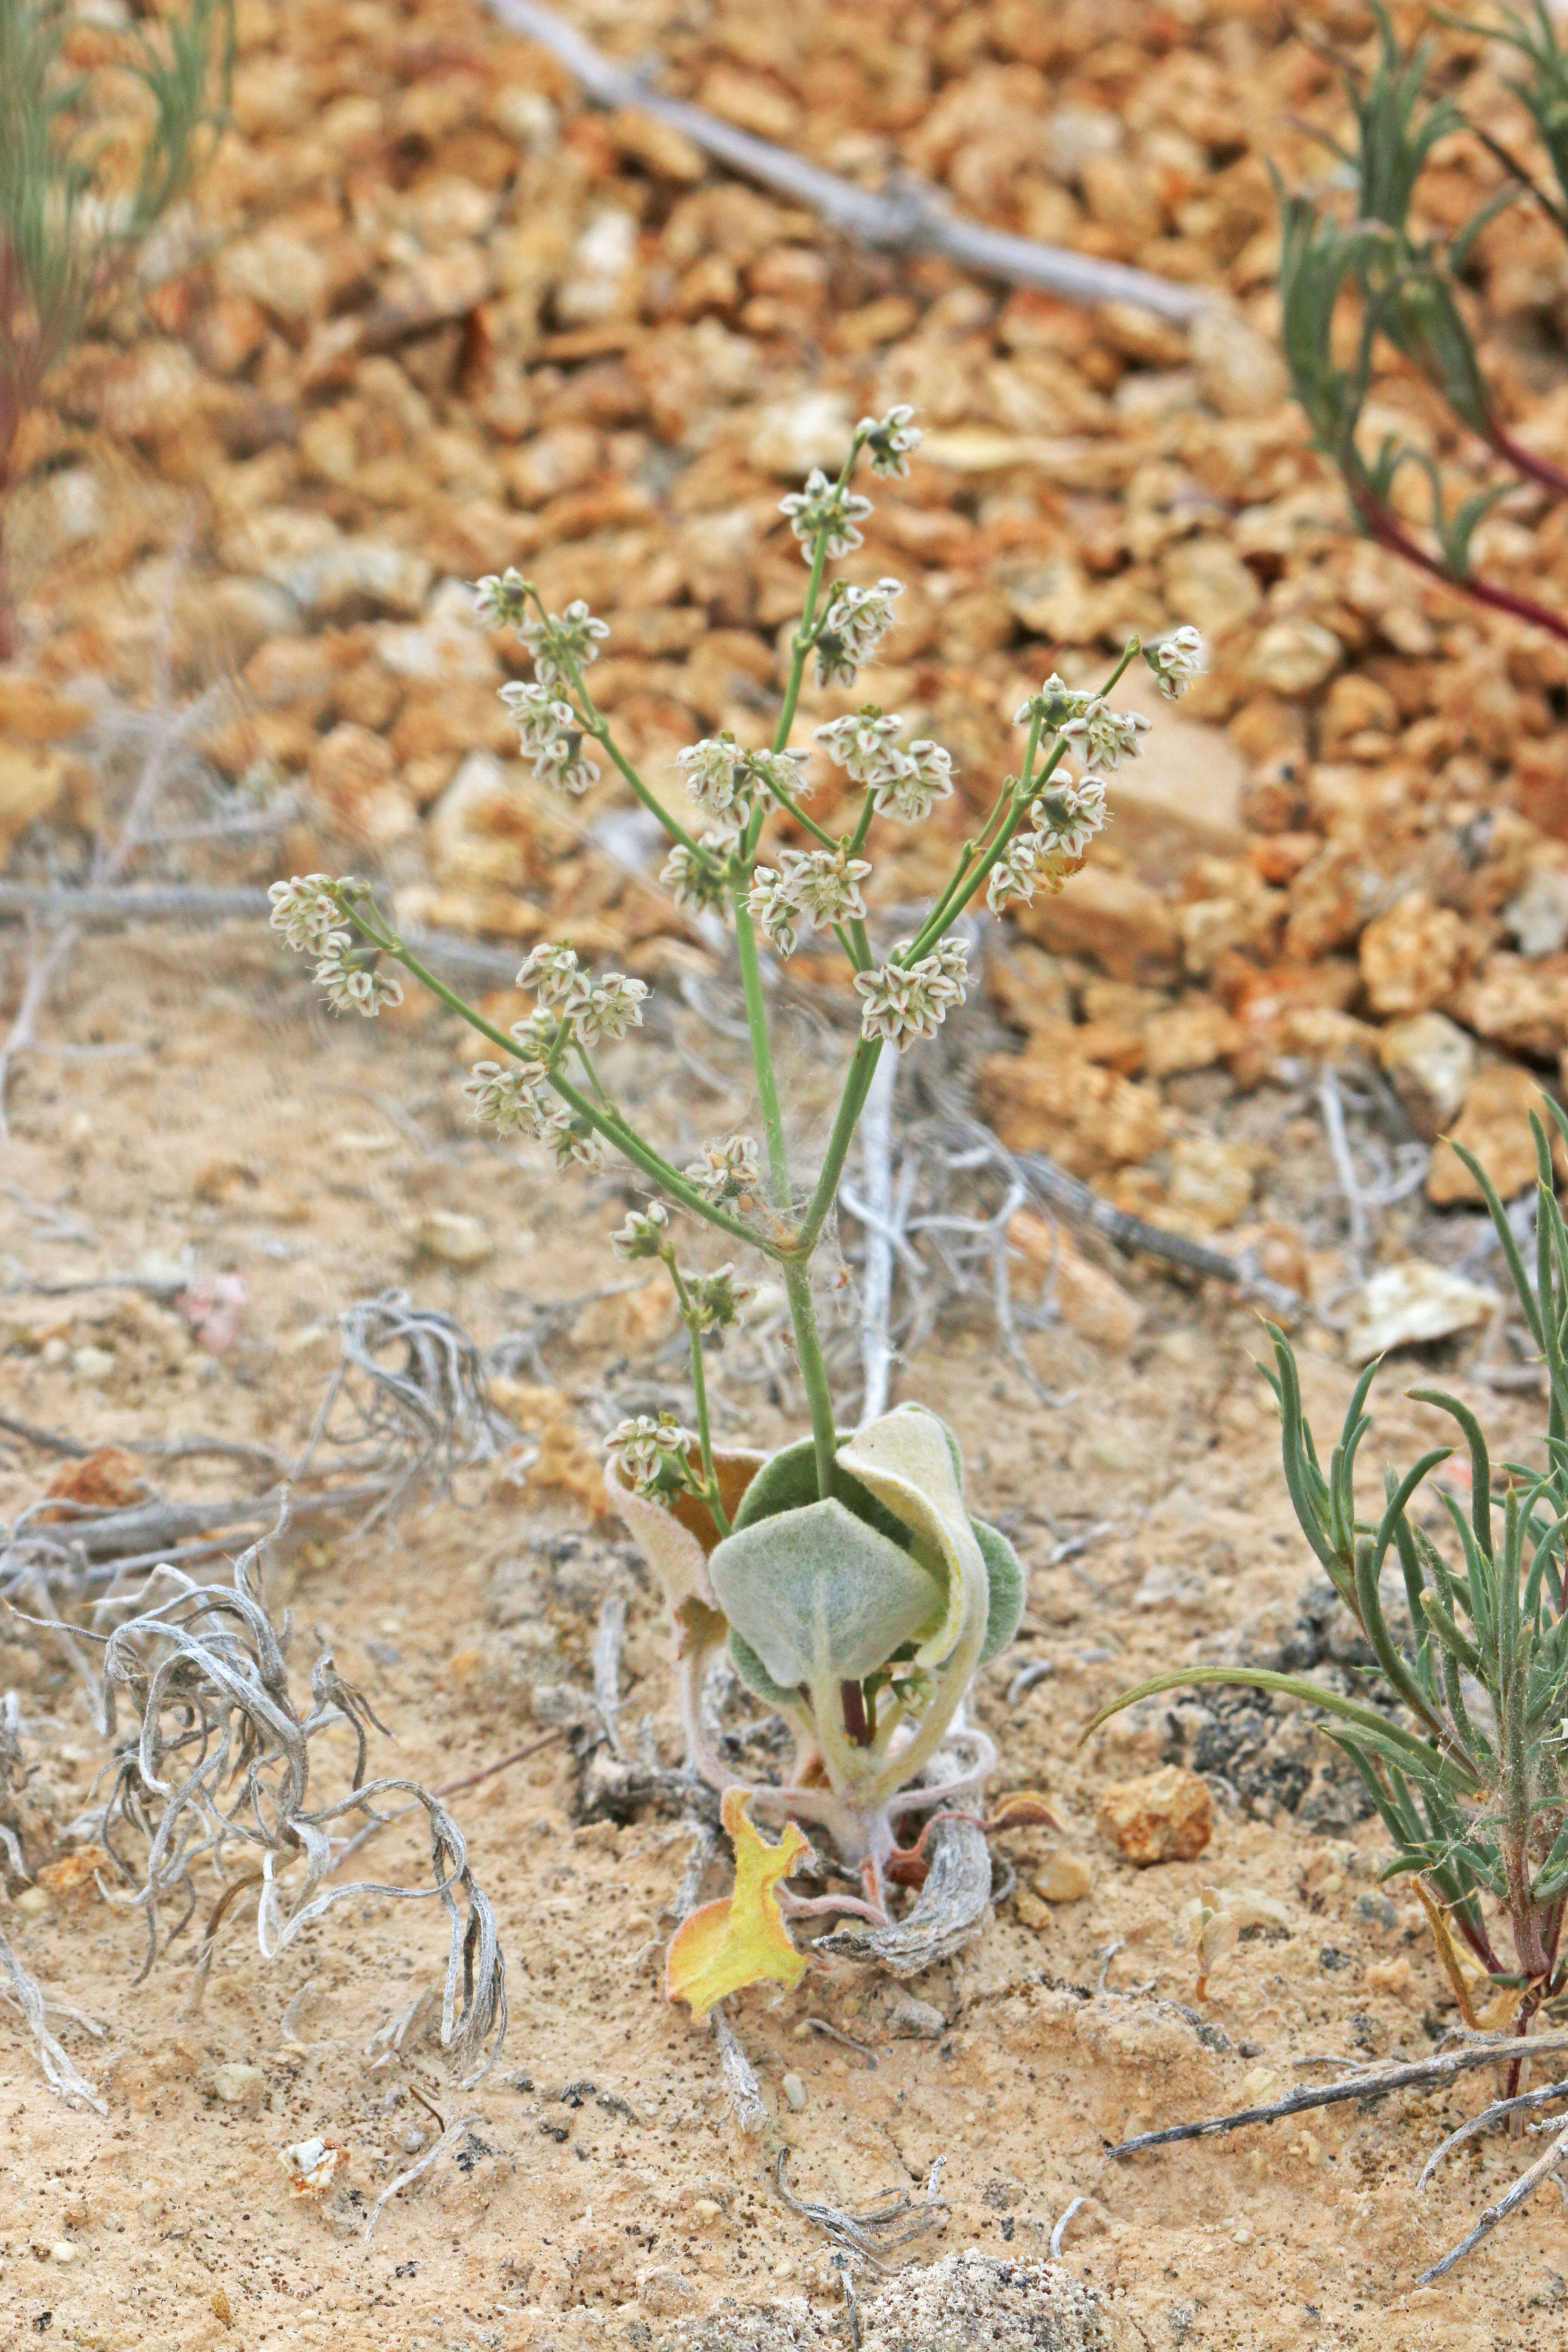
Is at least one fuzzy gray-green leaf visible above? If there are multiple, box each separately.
[708,1498,944,1692]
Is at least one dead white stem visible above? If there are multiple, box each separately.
[711,2002,768,2135]
[363,2111,484,2240]
[592,1595,628,1760]
[0,1927,106,2113]
[855,1046,898,1423]
[481,0,1212,322]
[1418,2114,1568,2284]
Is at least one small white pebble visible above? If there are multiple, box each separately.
[692,2197,721,2222]
[51,2242,78,2265]
[781,2072,807,2112]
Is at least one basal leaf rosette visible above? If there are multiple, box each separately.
[704,1405,1023,1804]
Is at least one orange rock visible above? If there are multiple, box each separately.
[1428,1063,1564,1206]
[1359,891,1473,1019]
[36,1846,111,1900]
[308,723,418,848]
[39,1449,149,1516]
[1007,1213,1144,1352]
[977,1047,1170,1173]
[1096,1765,1214,1865]
[0,676,91,743]
[1452,953,1568,1059]
[1016,864,1181,983]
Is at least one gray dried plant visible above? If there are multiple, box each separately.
[21,1509,506,2086]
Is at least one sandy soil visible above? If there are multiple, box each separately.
[0,928,1562,2352]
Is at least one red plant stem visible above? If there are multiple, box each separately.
[1490,423,1568,507]
[840,1679,871,1747]
[1351,481,1568,646]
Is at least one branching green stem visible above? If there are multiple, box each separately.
[337,906,773,1256]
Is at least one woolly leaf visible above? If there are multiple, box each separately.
[973,1520,1025,1666]
[708,1498,943,1692]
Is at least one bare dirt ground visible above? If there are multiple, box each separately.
[0,928,1564,2352]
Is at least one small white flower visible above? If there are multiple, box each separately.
[778,847,872,926]
[814,707,905,787]
[1031,770,1108,856]
[577,972,649,1046]
[611,1203,671,1261]
[872,738,955,823]
[687,1264,750,1332]
[517,941,589,1011]
[661,837,732,919]
[814,577,904,688]
[852,941,967,1049]
[540,739,601,796]
[684,1134,762,1202]
[521,598,609,686]
[605,1412,695,1500]
[547,1114,604,1171]
[312,933,404,1019]
[473,569,532,628]
[747,745,812,804]
[1060,698,1151,770]
[499,680,575,752]
[1144,624,1206,700]
[857,405,922,479]
[778,468,874,560]
[897,934,969,1004]
[987,834,1043,914]
[509,1009,559,1059]
[462,1060,553,1136]
[1016,673,1093,732]
[269,875,340,954]
[677,735,753,821]
[747,867,800,960]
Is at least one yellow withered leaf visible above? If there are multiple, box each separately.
[665,1787,809,2021]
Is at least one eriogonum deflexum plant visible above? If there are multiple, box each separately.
[271,412,1205,2005]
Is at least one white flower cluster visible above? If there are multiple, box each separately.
[611,1203,671,1261]
[677,735,811,830]
[462,1057,553,1138]
[1015,674,1093,732]
[747,847,872,959]
[1143,625,1205,700]
[852,936,969,1049]
[686,1264,749,1332]
[1031,769,1109,857]
[813,577,904,688]
[313,934,404,1019]
[814,709,956,823]
[268,874,340,954]
[269,877,401,1018]
[683,1134,762,1203]
[986,770,1109,913]
[605,1412,694,1501]
[1060,698,1150,770]
[499,680,601,795]
[857,405,922,479]
[520,597,609,686]
[660,835,733,919]
[515,943,649,1045]
[472,568,531,629]
[778,469,874,561]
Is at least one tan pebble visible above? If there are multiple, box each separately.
[1014,1888,1050,1932]
[781,2072,806,2111]
[1034,1853,1093,1903]
[14,1885,49,1916]
[691,2198,721,2222]
[1365,1956,1412,1995]
[1096,1765,1213,1865]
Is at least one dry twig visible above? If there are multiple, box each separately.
[482,0,1210,323]
[775,2147,949,2272]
